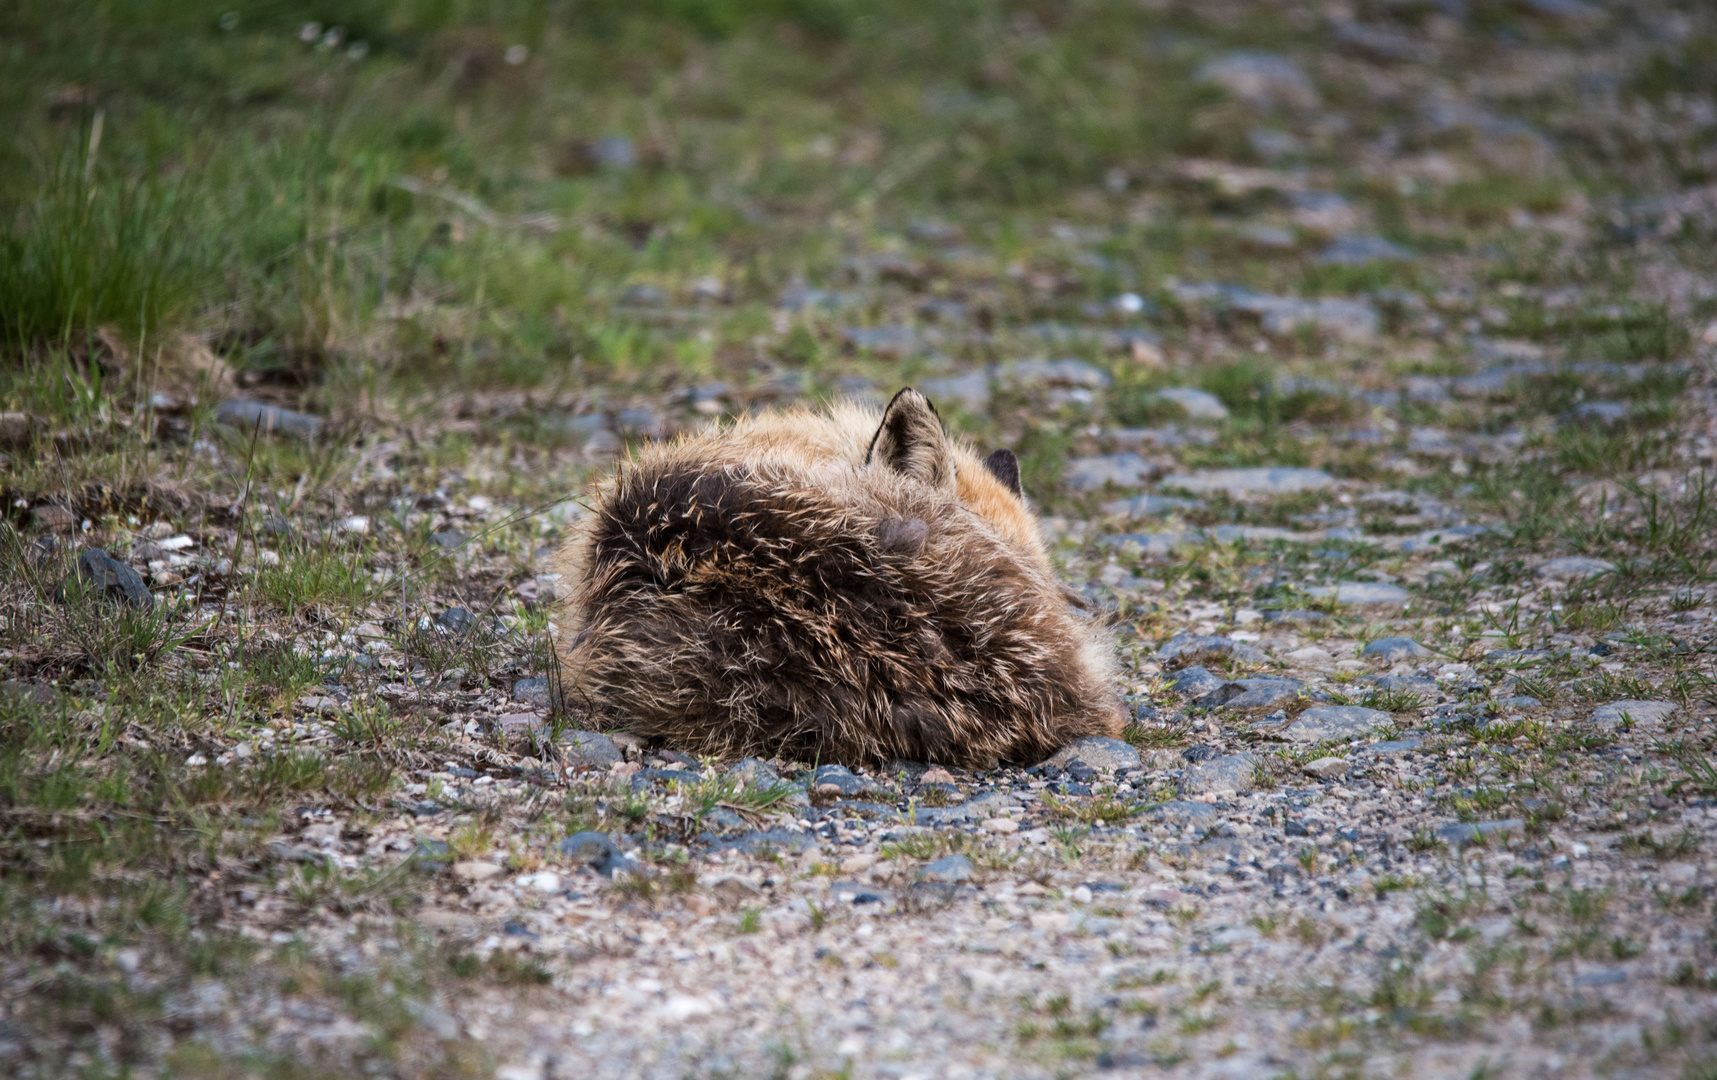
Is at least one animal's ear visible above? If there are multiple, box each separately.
[866,388,954,492]
[982,448,1023,497]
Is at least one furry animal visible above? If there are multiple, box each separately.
[552,388,1124,767]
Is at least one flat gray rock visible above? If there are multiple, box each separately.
[1537,556,1615,579]
[1306,581,1411,606]
[215,398,324,439]
[559,832,631,877]
[1156,634,1268,664]
[1170,666,1227,698]
[1199,677,1303,710]
[1000,358,1112,389]
[1437,819,1524,849]
[1035,737,1141,773]
[1065,453,1153,492]
[1320,234,1414,265]
[1591,700,1677,726]
[559,730,623,769]
[1180,752,1260,796]
[1283,706,1394,744]
[1150,800,1221,825]
[728,757,781,786]
[1101,493,1203,519]
[75,548,153,610]
[1154,387,1230,421]
[1362,637,1428,661]
[511,677,554,709]
[1159,467,1334,497]
[1196,51,1319,110]
[1362,739,1423,756]
[713,828,814,855]
[918,373,990,412]
[919,855,973,883]
[829,880,896,908]
[812,764,873,796]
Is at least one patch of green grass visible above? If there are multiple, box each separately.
[1042,787,1142,826]
[252,541,377,616]
[1619,831,1701,860]
[675,773,798,817]
[0,128,216,346]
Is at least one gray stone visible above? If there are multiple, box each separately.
[214,398,324,439]
[1101,494,1202,519]
[1150,800,1221,825]
[829,800,897,819]
[1171,283,1378,340]
[495,713,549,742]
[842,326,918,357]
[1180,752,1260,796]
[1170,666,1227,698]
[1283,705,1394,743]
[558,832,630,877]
[707,874,762,903]
[728,757,781,786]
[1264,609,1328,626]
[1495,696,1542,709]
[699,808,748,833]
[436,606,474,634]
[1364,675,1439,695]
[918,373,990,413]
[1437,819,1525,849]
[903,881,959,909]
[1306,581,1411,606]
[830,880,895,908]
[919,855,973,883]
[511,676,553,708]
[74,548,153,610]
[1000,358,1112,390]
[1319,234,1414,265]
[403,999,462,1040]
[1159,467,1335,497]
[559,730,623,769]
[1565,401,1628,425]
[1301,756,1348,779]
[1363,637,1428,661]
[812,764,871,796]
[1156,634,1267,664]
[1035,736,1141,773]
[914,804,976,826]
[1573,967,1628,988]
[587,135,636,170]
[712,828,814,855]
[1591,700,1676,726]
[1363,739,1423,756]
[1154,387,1230,421]
[1198,678,1303,710]
[1537,557,1615,580]
[1196,51,1319,110]
[1065,453,1153,492]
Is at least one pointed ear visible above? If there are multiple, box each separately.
[982,448,1022,497]
[866,389,954,492]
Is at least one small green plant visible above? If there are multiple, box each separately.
[1619,831,1701,860]
[1042,787,1142,825]
[253,542,375,616]
[738,908,762,934]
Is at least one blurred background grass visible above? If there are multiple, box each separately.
[0,0,1251,404]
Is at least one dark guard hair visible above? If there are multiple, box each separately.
[553,389,1124,767]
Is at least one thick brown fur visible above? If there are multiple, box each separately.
[552,389,1125,767]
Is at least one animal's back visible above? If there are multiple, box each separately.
[554,390,1123,766]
